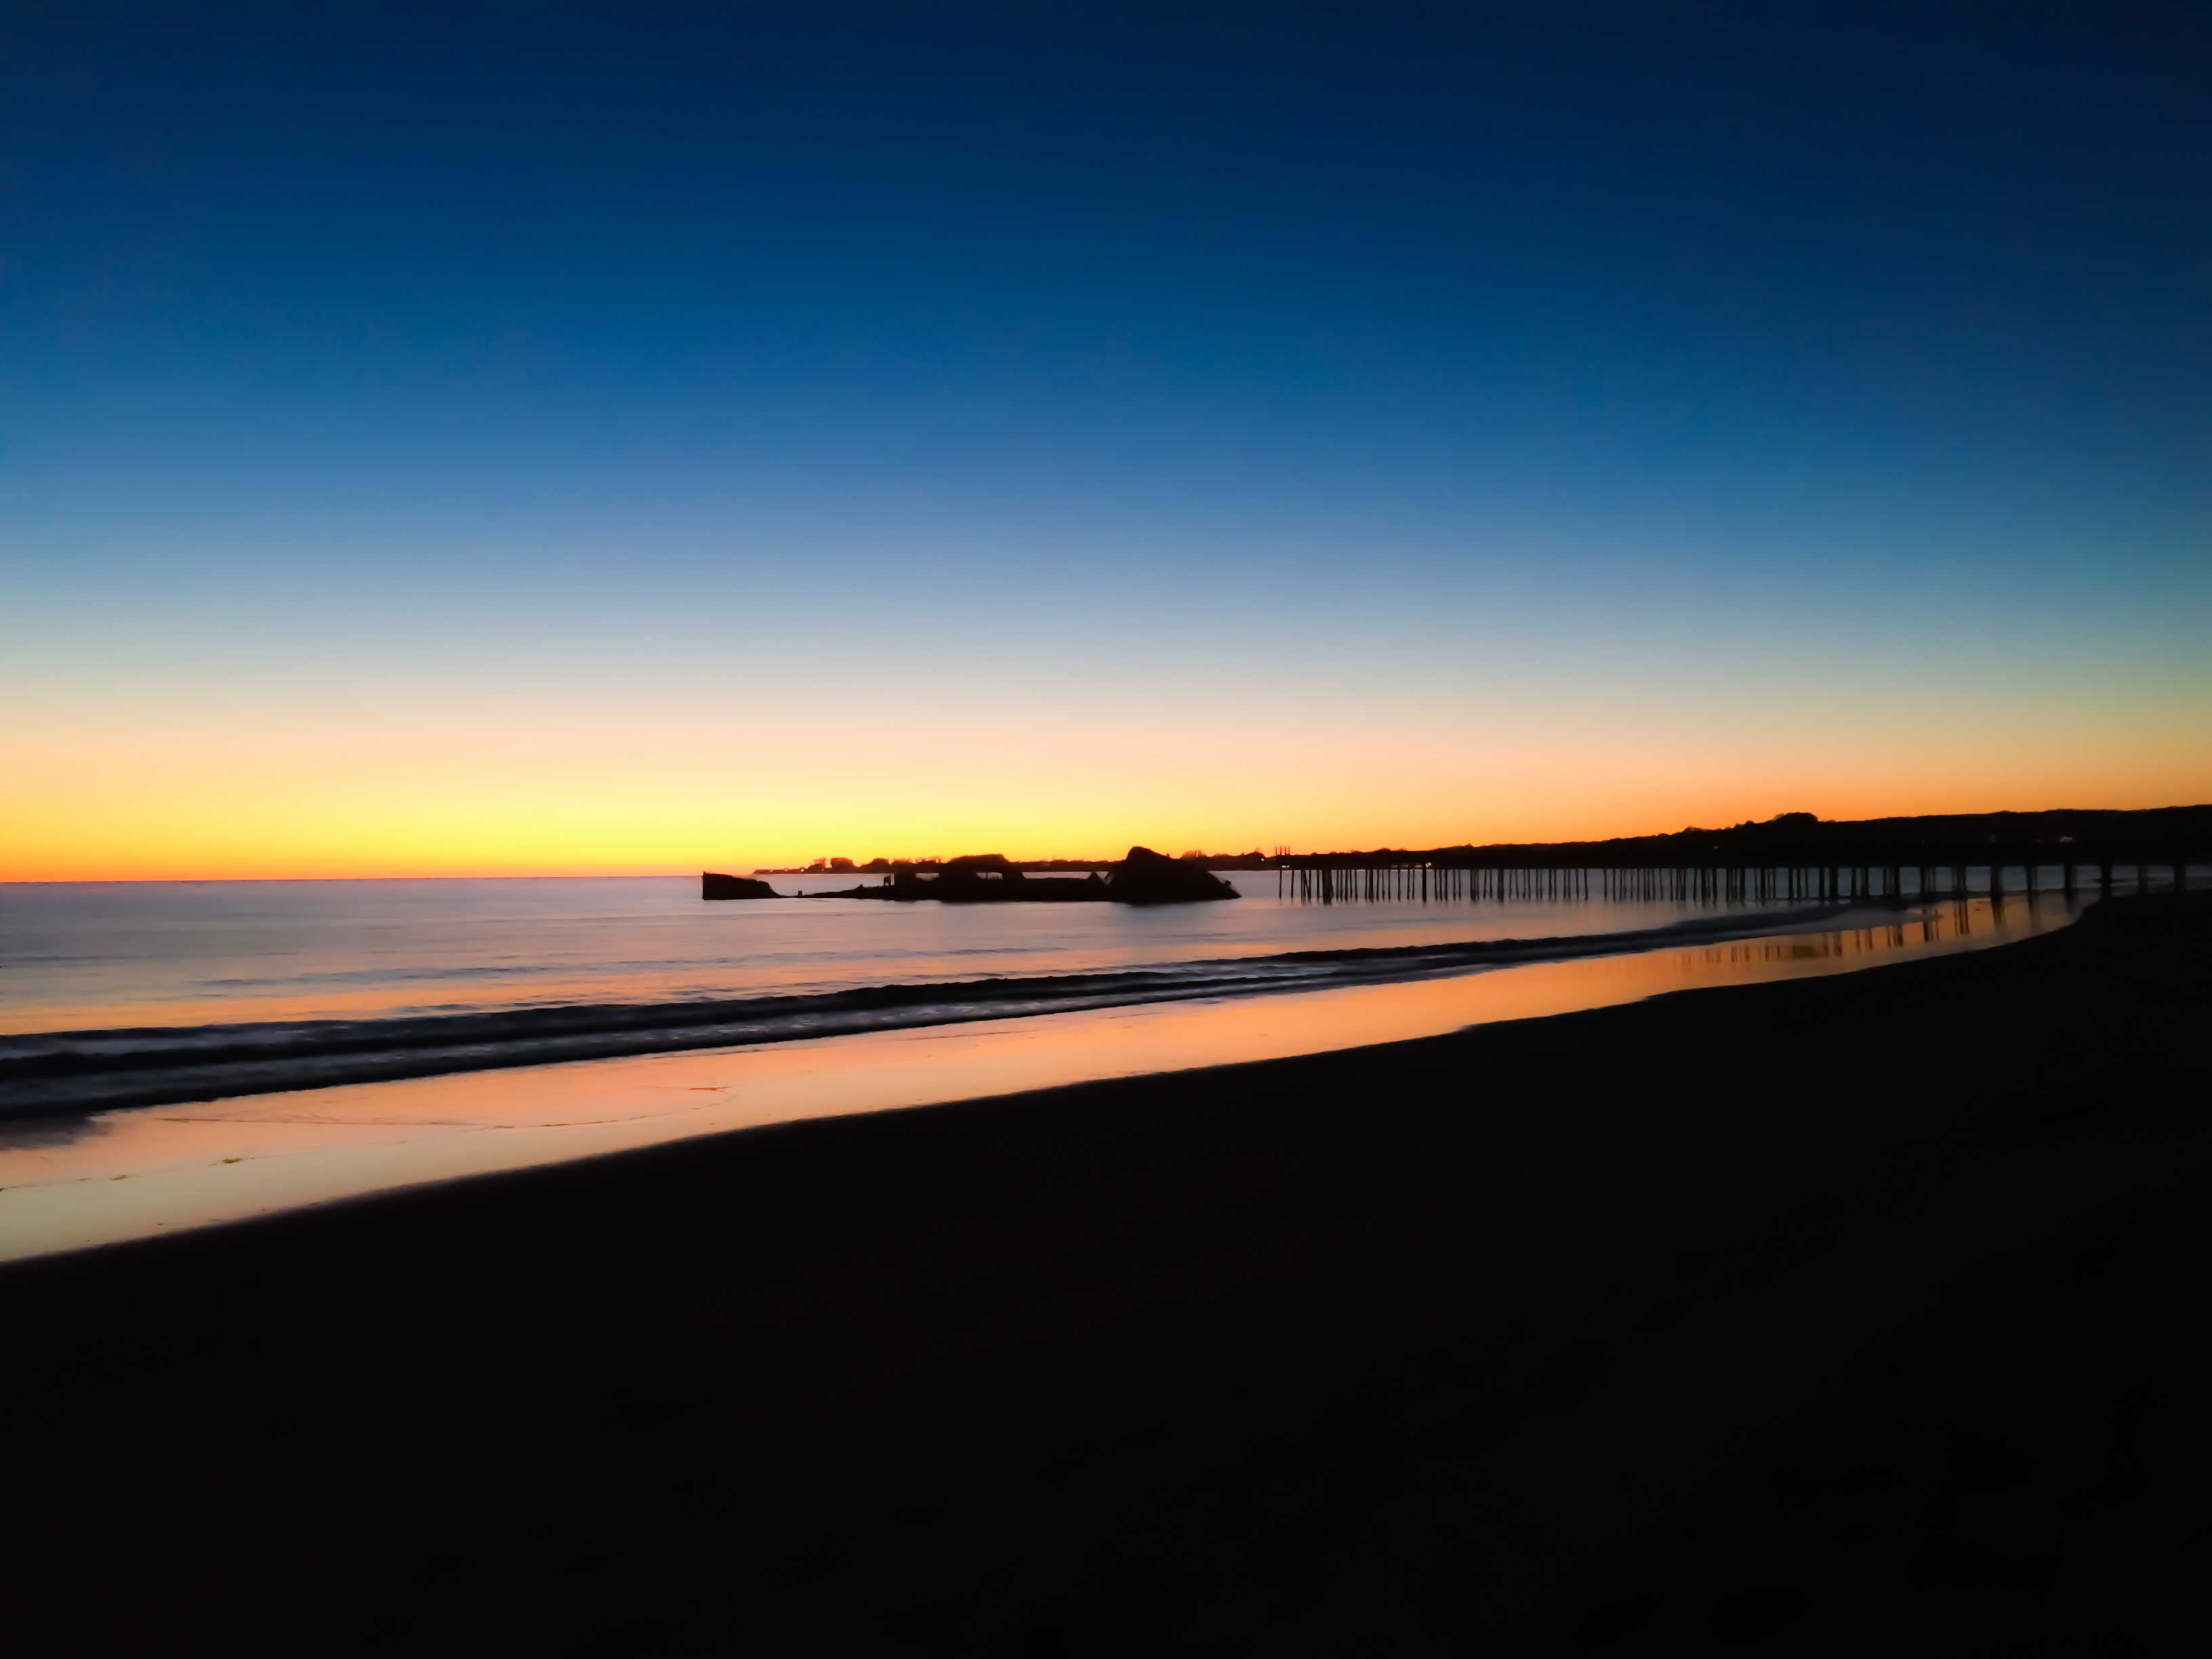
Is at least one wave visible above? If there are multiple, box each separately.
[0,905,1876,1119]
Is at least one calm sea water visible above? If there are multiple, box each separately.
[2,872,1814,1036]
[9,869,2172,1131]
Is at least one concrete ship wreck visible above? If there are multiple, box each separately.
[704,846,1240,905]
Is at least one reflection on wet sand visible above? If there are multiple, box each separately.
[0,894,2070,1261]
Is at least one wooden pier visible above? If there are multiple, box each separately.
[1269,806,2210,904]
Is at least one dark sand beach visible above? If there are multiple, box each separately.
[4,893,2207,1654]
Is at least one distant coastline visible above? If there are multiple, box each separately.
[1273,804,2212,874]
[753,848,1271,876]
[739,806,2210,883]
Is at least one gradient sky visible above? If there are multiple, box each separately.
[5,1,2208,878]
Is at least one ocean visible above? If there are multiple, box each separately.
[0,870,2114,1258]
[3,869,1855,1036]
[1,870,2034,1114]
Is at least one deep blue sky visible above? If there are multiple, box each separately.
[5,1,2209,872]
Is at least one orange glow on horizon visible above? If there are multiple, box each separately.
[8,705,2207,880]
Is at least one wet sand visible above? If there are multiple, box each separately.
[2,893,2206,1653]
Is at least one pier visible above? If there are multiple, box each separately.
[1271,806,2211,904]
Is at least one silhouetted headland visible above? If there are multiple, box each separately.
[700,872,778,900]
[806,844,1241,904]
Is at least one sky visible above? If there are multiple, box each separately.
[4,1,2208,878]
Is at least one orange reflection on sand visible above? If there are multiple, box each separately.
[0,897,2066,1261]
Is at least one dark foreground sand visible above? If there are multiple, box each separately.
[4,895,2207,1654]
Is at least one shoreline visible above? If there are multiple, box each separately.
[3,893,2204,1649]
[1,898,1920,1120]
[0,898,2054,1261]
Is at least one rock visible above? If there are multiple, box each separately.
[1106,846,1241,904]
